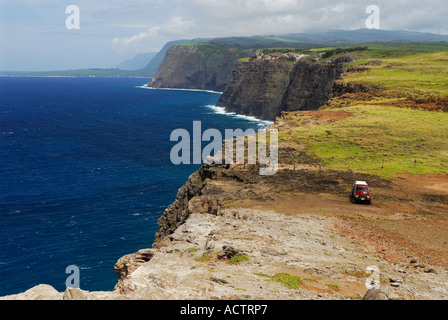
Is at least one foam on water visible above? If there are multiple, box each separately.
[204,105,273,129]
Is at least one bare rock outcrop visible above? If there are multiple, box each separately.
[155,164,226,241]
[363,288,390,300]
[63,288,89,300]
[0,284,62,300]
[3,207,448,300]
[111,208,448,300]
[114,249,157,293]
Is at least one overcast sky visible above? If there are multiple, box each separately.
[0,0,447,71]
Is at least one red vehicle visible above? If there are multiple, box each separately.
[350,181,372,205]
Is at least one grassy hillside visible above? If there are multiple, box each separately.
[276,46,448,178]
[342,50,448,100]
[279,106,448,177]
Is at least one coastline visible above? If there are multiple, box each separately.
[3,107,448,301]
[0,75,153,79]
[3,47,448,301]
[139,85,224,95]
[4,158,448,300]
[0,78,272,298]
[203,105,274,129]
[138,85,274,128]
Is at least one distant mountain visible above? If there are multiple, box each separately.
[137,39,200,77]
[3,29,447,78]
[206,29,448,48]
[281,29,448,44]
[116,52,157,70]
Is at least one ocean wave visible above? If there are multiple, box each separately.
[204,105,273,128]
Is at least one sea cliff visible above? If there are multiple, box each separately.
[217,53,352,121]
[148,44,253,92]
[149,44,352,121]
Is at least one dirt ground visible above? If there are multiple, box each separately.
[186,161,446,300]
[219,166,448,271]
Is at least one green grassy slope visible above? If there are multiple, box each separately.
[278,45,448,177]
[279,105,448,177]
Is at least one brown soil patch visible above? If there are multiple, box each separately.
[279,110,353,126]
[329,79,448,112]
[395,173,448,195]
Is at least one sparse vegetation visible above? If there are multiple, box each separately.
[238,57,251,63]
[229,255,250,265]
[254,272,272,278]
[269,273,303,289]
[195,255,212,262]
[327,283,340,291]
[321,46,368,59]
[304,277,318,283]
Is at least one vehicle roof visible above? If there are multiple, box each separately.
[354,181,368,186]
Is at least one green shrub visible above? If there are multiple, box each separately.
[269,273,302,289]
[229,255,250,265]
[195,256,211,262]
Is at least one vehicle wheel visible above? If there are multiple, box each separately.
[367,199,372,205]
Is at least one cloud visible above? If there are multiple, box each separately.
[111,15,194,54]
[2,0,448,70]
[110,0,448,56]
[189,0,448,35]
[112,27,162,54]
[163,16,195,35]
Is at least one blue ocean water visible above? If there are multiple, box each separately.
[0,77,268,296]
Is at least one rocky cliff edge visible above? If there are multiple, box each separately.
[3,161,447,300]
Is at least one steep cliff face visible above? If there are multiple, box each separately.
[217,55,353,121]
[148,44,253,92]
[154,164,224,241]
